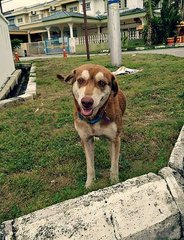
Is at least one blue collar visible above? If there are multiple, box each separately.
[78,112,111,125]
[78,112,102,125]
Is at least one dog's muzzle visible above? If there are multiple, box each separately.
[81,97,94,116]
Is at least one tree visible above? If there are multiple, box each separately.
[143,0,181,45]
[144,0,153,45]
[151,16,163,45]
[11,39,23,51]
[161,0,181,42]
[143,0,160,45]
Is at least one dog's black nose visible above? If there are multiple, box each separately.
[81,97,94,109]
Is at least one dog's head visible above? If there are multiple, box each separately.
[57,64,118,118]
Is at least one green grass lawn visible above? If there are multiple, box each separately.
[0,54,184,223]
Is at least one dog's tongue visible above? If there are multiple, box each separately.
[81,108,93,116]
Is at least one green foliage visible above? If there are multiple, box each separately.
[121,35,128,49]
[161,0,181,41]
[151,16,164,45]
[144,0,153,45]
[143,0,181,45]
[11,38,23,50]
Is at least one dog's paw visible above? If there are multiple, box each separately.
[110,173,119,184]
[85,181,93,189]
[85,178,95,189]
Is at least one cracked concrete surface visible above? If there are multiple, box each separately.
[1,126,184,240]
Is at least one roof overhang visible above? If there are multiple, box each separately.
[9,30,28,35]
[19,16,100,31]
[100,10,146,24]
[11,8,148,33]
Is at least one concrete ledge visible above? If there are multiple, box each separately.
[0,172,183,240]
[0,64,36,108]
[159,167,184,236]
[0,70,21,100]
[169,125,184,176]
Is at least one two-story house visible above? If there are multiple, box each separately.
[4,0,145,43]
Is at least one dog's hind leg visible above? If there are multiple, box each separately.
[109,136,121,184]
[82,137,95,188]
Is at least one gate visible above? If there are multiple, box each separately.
[44,37,69,55]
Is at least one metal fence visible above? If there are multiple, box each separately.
[18,30,142,57]
[20,37,69,56]
[45,37,69,54]
[75,33,108,45]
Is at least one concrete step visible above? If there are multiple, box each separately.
[1,169,184,240]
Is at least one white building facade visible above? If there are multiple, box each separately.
[0,13,15,90]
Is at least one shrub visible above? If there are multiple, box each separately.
[11,39,23,50]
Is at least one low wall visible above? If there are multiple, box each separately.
[76,42,109,54]
[0,13,15,90]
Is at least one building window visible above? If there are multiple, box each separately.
[81,1,91,12]
[86,2,91,11]
[9,19,15,25]
[69,6,78,12]
[31,15,39,22]
[119,0,127,9]
[17,17,23,23]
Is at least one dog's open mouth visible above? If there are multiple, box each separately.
[81,108,93,116]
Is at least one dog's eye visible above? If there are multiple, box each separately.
[98,80,106,88]
[77,78,85,86]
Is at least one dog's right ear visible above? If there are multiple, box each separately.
[57,70,76,85]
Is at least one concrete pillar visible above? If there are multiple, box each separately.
[136,30,139,39]
[69,37,76,54]
[59,25,64,38]
[68,23,74,38]
[27,31,31,43]
[40,33,44,41]
[46,27,51,40]
[59,25,64,45]
[108,1,122,67]
[97,24,101,35]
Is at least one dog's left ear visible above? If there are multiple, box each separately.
[57,74,64,81]
[111,74,118,97]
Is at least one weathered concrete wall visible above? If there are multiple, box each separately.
[1,126,184,240]
[0,13,15,90]
[0,70,21,100]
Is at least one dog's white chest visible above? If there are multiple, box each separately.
[75,120,117,140]
[93,122,117,138]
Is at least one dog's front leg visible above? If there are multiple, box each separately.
[82,137,95,188]
[109,136,121,184]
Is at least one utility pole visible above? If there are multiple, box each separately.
[82,0,90,61]
[108,0,122,67]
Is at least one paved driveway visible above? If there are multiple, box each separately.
[20,47,184,61]
[124,47,184,58]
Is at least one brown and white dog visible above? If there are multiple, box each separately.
[57,64,126,188]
